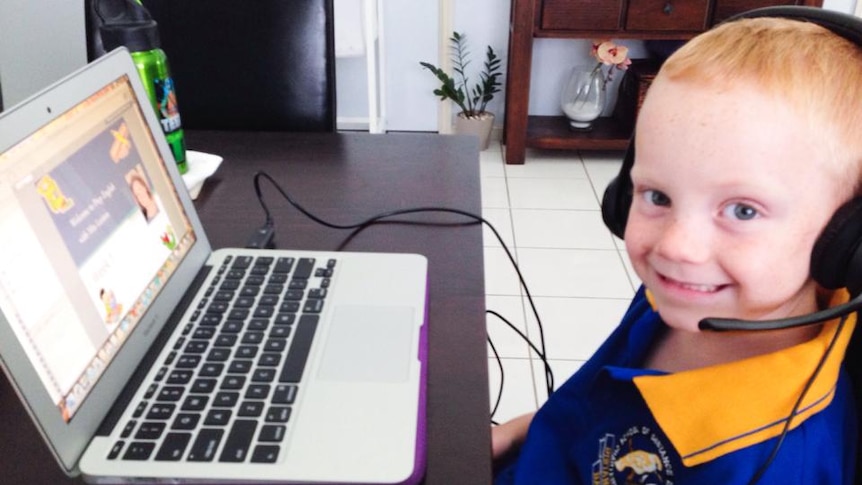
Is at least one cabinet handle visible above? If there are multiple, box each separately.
[663,1,674,15]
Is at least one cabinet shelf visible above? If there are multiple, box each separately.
[526,116,631,151]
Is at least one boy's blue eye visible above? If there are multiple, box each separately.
[643,189,670,207]
[725,203,758,220]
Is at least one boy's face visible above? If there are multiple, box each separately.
[625,78,849,333]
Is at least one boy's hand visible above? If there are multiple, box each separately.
[492,412,535,460]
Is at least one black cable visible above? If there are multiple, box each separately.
[252,170,555,397]
[747,314,849,485]
[487,309,555,399]
[488,335,504,425]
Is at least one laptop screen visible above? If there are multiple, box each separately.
[0,75,196,422]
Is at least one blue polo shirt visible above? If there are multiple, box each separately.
[495,286,857,484]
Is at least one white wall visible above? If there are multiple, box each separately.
[335,0,441,132]
[335,0,513,132]
[0,0,88,110]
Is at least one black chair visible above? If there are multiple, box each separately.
[88,0,336,131]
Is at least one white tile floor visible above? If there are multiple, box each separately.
[481,141,643,424]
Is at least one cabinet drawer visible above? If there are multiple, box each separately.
[540,0,624,31]
[626,0,709,31]
[713,0,803,24]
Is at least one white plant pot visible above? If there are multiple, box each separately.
[454,112,495,151]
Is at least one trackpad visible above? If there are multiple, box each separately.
[318,305,415,382]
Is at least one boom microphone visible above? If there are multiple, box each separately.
[699,293,862,331]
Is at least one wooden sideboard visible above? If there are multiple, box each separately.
[503,0,823,164]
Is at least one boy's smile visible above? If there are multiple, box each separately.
[625,77,850,334]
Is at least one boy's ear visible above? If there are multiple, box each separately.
[810,197,862,298]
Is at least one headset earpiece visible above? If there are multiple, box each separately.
[810,197,862,297]
[600,139,636,239]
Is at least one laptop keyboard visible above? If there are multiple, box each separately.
[108,254,335,464]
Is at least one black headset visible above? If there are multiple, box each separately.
[601,6,862,309]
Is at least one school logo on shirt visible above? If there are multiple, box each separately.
[592,425,674,485]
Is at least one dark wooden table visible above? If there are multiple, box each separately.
[0,131,492,485]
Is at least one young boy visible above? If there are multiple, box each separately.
[493,12,862,484]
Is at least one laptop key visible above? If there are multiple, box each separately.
[207,348,231,362]
[294,258,315,278]
[221,375,246,390]
[181,395,209,411]
[214,334,238,347]
[191,378,217,394]
[167,370,193,384]
[238,400,265,417]
[246,275,265,286]
[274,313,296,325]
[135,421,166,440]
[157,386,185,402]
[172,413,201,430]
[273,257,295,274]
[231,255,254,270]
[255,256,274,266]
[279,315,318,383]
[242,332,265,345]
[213,391,240,407]
[133,401,147,418]
[258,353,281,367]
[121,420,137,438]
[264,338,287,352]
[122,442,155,461]
[219,419,257,462]
[271,384,297,404]
[245,384,270,400]
[265,405,292,423]
[146,403,175,420]
[258,424,286,442]
[204,409,232,426]
[236,345,258,359]
[250,444,280,463]
[192,327,217,339]
[188,428,224,462]
[303,298,324,314]
[175,354,201,368]
[268,273,287,284]
[228,359,253,374]
[108,441,125,460]
[155,432,192,461]
[252,368,276,383]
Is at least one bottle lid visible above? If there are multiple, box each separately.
[100,20,161,53]
[96,0,161,53]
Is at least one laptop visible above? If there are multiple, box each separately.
[0,47,428,484]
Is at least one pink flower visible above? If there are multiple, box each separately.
[587,40,632,88]
[593,40,631,69]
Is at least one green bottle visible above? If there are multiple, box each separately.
[97,0,187,174]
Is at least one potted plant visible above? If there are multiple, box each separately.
[420,32,502,150]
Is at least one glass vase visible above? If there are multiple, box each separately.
[560,64,607,131]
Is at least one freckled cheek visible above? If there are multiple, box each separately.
[723,243,812,291]
[624,216,659,253]
[623,221,657,272]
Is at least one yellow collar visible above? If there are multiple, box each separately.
[633,289,856,467]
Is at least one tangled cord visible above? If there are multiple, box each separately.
[252,171,556,415]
